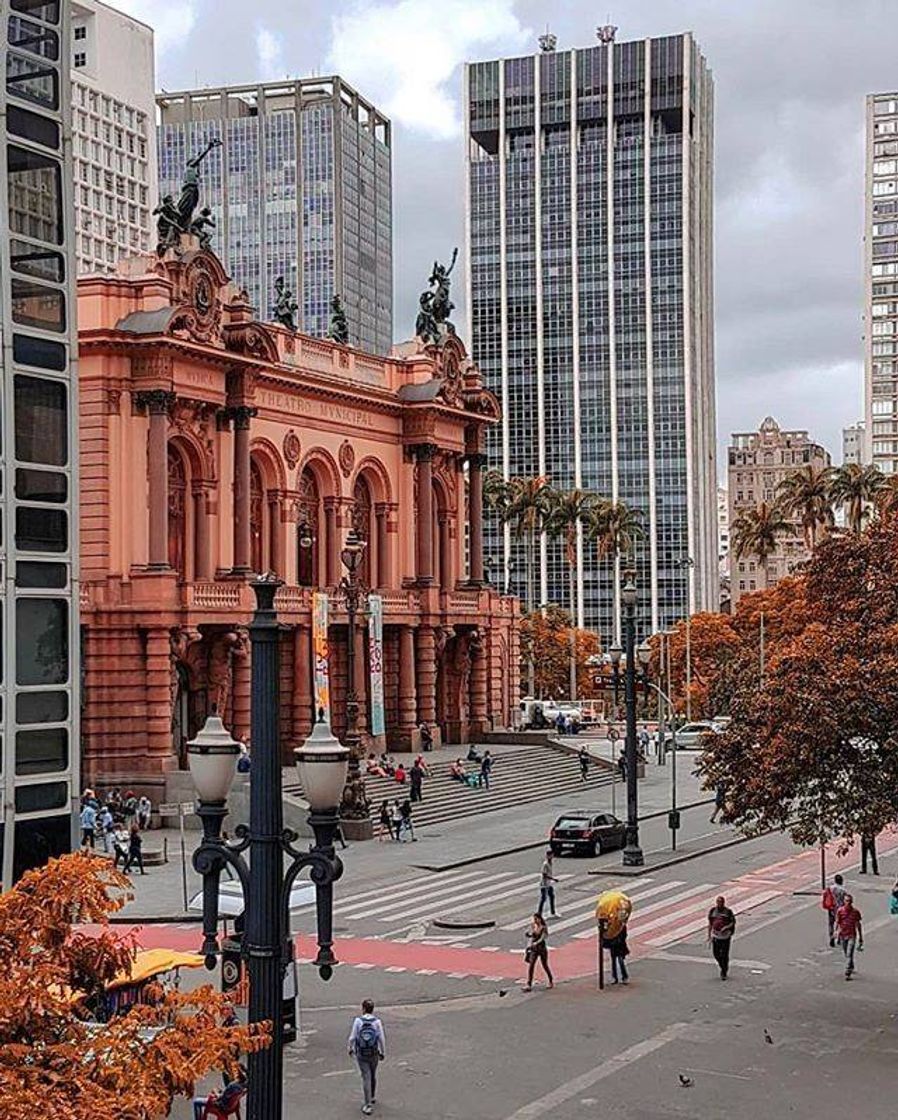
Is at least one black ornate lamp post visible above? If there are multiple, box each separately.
[609,572,644,866]
[190,577,347,1120]
[338,528,372,836]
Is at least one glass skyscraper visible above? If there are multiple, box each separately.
[465,31,717,643]
[157,77,392,354]
[3,0,80,882]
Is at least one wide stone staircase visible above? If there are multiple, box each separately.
[284,741,615,830]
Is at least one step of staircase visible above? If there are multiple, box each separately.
[284,743,616,831]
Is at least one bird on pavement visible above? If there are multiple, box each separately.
[764,1030,774,1045]
[678,1075,694,1088]
[498,990,508,998]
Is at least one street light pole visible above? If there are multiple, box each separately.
[190,578,348,1120]
[620,573,643,866]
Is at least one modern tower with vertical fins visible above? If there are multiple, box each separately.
[465,30,716,642]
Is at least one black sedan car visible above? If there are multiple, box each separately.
[549,811,626,857]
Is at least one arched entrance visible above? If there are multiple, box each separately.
[297,467,320,587]
[352,474,373,587]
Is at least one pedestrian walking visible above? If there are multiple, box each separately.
[617,749,627,783]
[112,823,129,868]
[137,795,152,830]
[409,759,425,803]
[605,923,630,985]
[123,790,138,824]
[860,833,879,875]
[638,728,650,761]
[480,750,493,790]
[390,800,403,843]
[578,745,590,781]
[538,849,559,917]
[123,823,146,874]
[79,801,97,849]
[523,913,554,991]
[348,998,385,1115]
[399,799,416,842]
[419,722,433,752]
[890,877,898,917]
[709,782,727,824]
[377,800,393,842]
[822,873,847,946]
[97,804,114,853]
[835,893,863,979]
[706,895,736,980]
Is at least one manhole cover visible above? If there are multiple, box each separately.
[431,915,496,930]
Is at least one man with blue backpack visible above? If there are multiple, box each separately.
[348,998,386,1114]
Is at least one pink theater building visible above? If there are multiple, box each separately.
[77,244,518,798]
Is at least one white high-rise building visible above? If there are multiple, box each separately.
[865,93,898,474]
[71,0,156,274]
[465,30,717,641]
[842,420,865,465]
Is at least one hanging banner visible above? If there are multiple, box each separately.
[312,592,331,722]
[368,593,385,737]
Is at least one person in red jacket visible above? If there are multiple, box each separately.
[835,894,864,979]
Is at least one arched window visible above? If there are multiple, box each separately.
[297,467,319,587]
[167,447,187,578]
[250,460,264,575]
[352,474,373,587]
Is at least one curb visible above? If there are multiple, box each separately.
[587,828,766,877]
[110,913,198,925]
[415,797,716,873]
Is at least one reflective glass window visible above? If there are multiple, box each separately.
[10,0,60,23]
[15,782,67,814]
[7,15,59,59]
[8,145,63,243]
[16,689,68,723]
[11,277,65,331]
[15,506,67,551]
[15,597,68,684]
[6,50,58,110]
[10,239,64,282]
[15,468,66,502]
[15,560,67,588]
[16,727,67,774]
[13,333,66,370]
[8,104,59,149]
[14,374,67,465]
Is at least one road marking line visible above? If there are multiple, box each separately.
[447,972,469,979]
[384,873,575,923]
[629,886,755,938]
[353,963,376,970]
[645,890,781,947]
[370,871,536,921]
[648,949,771,971]
[571,883,717,939]
[339,870,517,919]
[501,1022,689,1120]
[315,865,491,912]
[415,968,437,975]
[536,880,688,935]
[481,946,501,952]
[384,965,406,973]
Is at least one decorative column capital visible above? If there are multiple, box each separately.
[135,389,176,416]
[466,452,489,469]
[224,404,258,430]
[413,443,438,463]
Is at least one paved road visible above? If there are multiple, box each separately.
[156,824,898,1118]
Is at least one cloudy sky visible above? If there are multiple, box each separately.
[121,0,898,464]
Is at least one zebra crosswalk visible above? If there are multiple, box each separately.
[295,864,785,953]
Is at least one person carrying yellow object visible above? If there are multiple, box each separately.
[596,890,633,985]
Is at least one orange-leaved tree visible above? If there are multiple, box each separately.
[0,852,269,1120]
[701,513,898,846]
[519,605,601,700]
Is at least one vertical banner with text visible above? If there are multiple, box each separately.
[312,591,331,723]
[368,593,385,737]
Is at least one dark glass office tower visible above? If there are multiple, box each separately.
[465,31,716,643]
[157,78,393,355]
[3,0,80,882]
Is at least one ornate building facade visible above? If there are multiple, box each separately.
[78,241,517,797]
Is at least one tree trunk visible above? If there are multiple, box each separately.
[568,559,577,701]
[525,531,535,695]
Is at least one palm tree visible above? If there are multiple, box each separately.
[503,475,554,615]
[829,463,885,534]
[483,468,510,520]
[586,501,644,644]
[874,475,898,520]
[776,464,834,551]
[730,501,791,587]
[544,488,602,701]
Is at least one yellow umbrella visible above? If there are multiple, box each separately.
[106,948,205,990]
[594,890,632,940]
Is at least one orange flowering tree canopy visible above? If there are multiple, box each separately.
[700,515,898,846]
[519,606,601,699]
[0,852,269,1120]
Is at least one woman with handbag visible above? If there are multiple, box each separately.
[523,913,554,992]
[605,924,630,985]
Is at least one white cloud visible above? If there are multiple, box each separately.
[112,0,197,55]
[327,0,530,139]
[256,25,284,80]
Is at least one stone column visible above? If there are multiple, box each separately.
[292,624,313,742]
[468,452,487,584]
[324,498,339,586]
[438,514,452,590]
[375,503,390,589]
[231,628,251,744]
[146,626,175,762]
[193,484,211,580]
[268,494,282,576]
[469,631,489,735]
[414,444,435,585]
[230,405,257,574]
[415,625,437,725]
[137,390,175,569]
[398,625,417,736]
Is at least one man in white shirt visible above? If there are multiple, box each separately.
[348,998,385,1114]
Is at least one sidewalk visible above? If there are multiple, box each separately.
[115,751,708,921]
